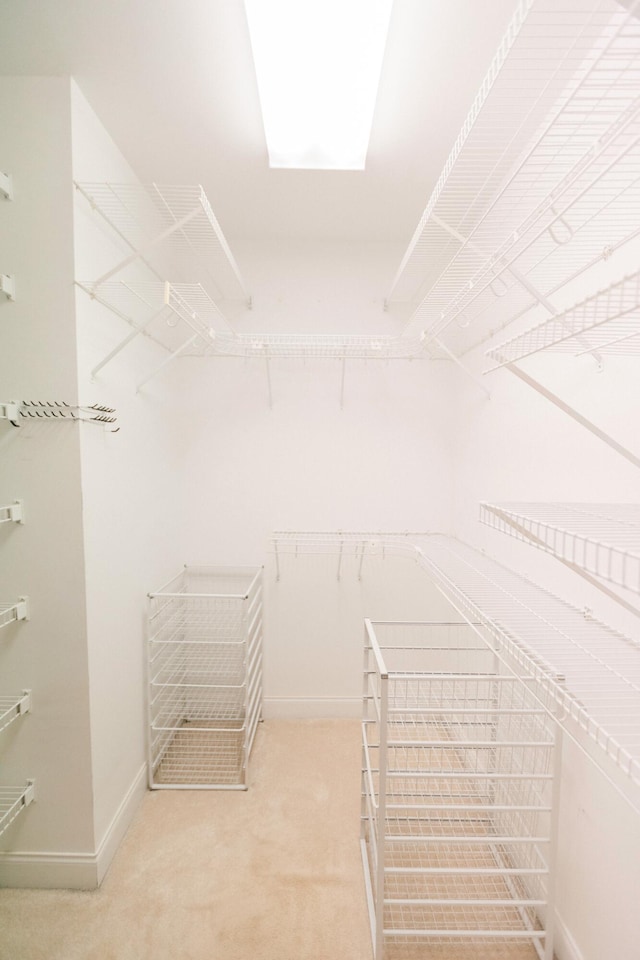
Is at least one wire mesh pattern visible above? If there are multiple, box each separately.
[388,0,640,358]
[480,502,640,595]
[0,599,28,632]
[361,621,557,959]
[193,333,426,361]
[486,268,640,366]
[0,782,35,840]
[147,566,262,789]
[75,182,249,302]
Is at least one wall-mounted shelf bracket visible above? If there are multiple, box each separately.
[0,275,15,301]
[0,780,35,840]
[0,173,13,201]
[0,690,32,735]
[1,400,117,428]
[0,500,24,524]
[506,363,640,470]
[0,597,29,631]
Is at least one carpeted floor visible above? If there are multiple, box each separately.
[0,719,373,960]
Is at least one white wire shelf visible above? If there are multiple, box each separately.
[0,500,24,525]
[0,691,31,735]
[1,400,117,428]
[480,502,640,596]
[0,781,35,840]
[388,0,640,357]
[486,268,640,366]
[0,598,28,631]
[74,181,250,303]
[274,530,640,796]
[196,333,426,361]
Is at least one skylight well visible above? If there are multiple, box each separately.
[244,0,395,171]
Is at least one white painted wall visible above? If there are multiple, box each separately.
[451,279,640,960]
[175,240,458,713]
[0,77,95,880]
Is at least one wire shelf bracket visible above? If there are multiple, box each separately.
[0,691,31,736]
[480,502,640,605]
[0,500,24,525]
[0,275,15,302]
[0,780,35,840]
[1,400,118,429]
[0,597,28,631]
[0,172,12,201]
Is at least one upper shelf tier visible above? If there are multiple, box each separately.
[389,0,640,357]
[74,182,250,304]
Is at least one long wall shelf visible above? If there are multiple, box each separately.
[273,531,640,803]
[388,0,640,359]
[480,501,640,596]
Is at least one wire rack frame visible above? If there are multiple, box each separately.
[0,598,28,632]
[0,781,35,840]
[189,332,427,361]
[361,620,559,960]
[389,0,640,353]
[480,502,640,596]
[147,566,263,789]
[74,182,250,303]
[0,692,31,736]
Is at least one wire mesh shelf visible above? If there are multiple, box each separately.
[0,598,28,632]
[361,620,558,959]
[74,182,249,303]
[480,502,640,596]
[147,566,263,789]
[486,268,640,366]
[0,501,23,525]
[0,691,31,736]
[0,781,35,840]
[388,0,640,357]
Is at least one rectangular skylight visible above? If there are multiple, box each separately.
[244,0,395,170]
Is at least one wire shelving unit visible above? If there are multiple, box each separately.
[388,0,640,358]
[0,598,28,632]
[147,566,263,789]
[361,620,559,960]
[480,501,640,596]
[0,781,35,840]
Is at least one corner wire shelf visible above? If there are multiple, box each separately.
[480,501,640,597]
[0,781,35,840]
[0,691,31,736]
[74,181,250,305]
[198,332,425,361]
[1,400,117,429]
[272,530,433,581]
[272,531,640,807]
[486,267,640,367]
[0,598,28,631]
[0,500,23,525]
[387,0,640,360]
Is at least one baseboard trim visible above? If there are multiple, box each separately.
[0,763,147,890]
[554,909,585,960]
[262,697,361,719]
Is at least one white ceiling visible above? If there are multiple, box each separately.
[1,0,518,246]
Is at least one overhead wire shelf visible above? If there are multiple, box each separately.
[480,501,640,596]
[193,333,426,361]
[0,781,35,840]
[74,181,250,303]
[388,0,640,357]
[0,691,31,736]
[485,268,640,366]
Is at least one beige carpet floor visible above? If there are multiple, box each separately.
[0,719,550,960]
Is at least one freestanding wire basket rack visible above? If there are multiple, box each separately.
[361,620,560,960]
[147,566,263,790]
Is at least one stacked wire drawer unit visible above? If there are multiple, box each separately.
[147,566,263,790]
[361,620,559,960]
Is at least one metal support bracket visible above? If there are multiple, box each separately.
[0,173,13,201]
[18,690,32,716]
[1,275,15,301]
[506,363,640,470]
[0,401,20,425]
[0,500,24,524]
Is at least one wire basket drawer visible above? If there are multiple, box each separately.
[147,566,263,790]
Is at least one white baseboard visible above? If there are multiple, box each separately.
[262,697,361,718]
[0,764,147,890]
[554,909,585,960]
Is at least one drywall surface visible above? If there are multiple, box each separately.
[0,78,95,871]
[175,240,457,712]
[71,82,187,853]
[451,306,640,959]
